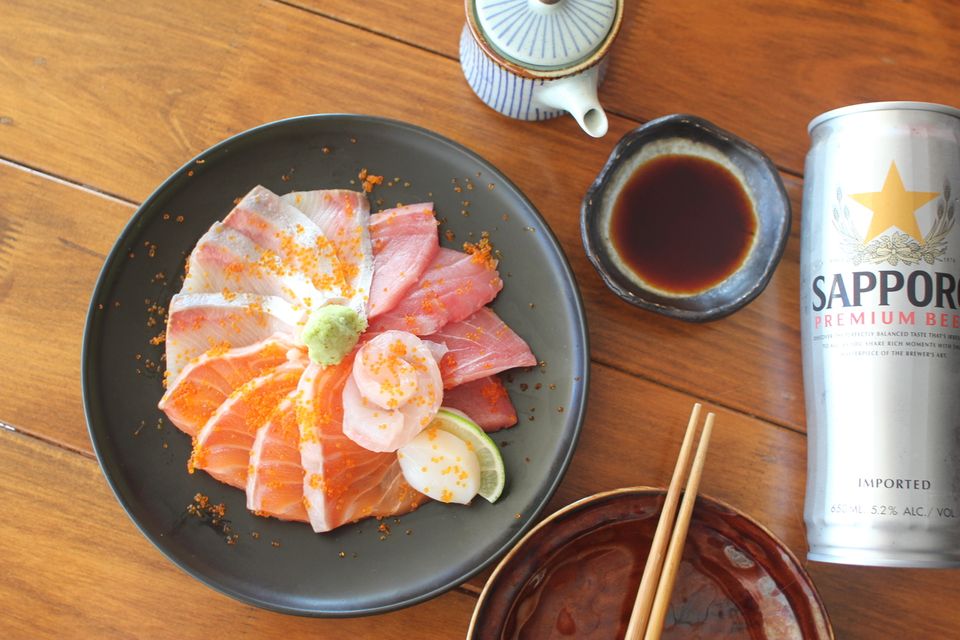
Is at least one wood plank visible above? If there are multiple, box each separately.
[202,0,808,429]
[0,429,477,639]
[808,562,960,639]
[5,358,957,638]
[545,366,808,554]
[0,163,135,453]
[464,364,960,638]
[0,149,823,620]
[2,1,957,637]
[0,1,809,437]
[0,0,256,201]
[600,0,960,175]
[286,0,473,61]
[297,0,960,175]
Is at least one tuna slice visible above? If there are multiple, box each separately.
[427,307,537,388]
[341,331,444,452]
[246,391,309,522]
[367,203,439,318]
[189,359,306,489]
[158,334,297,436]
[442,376,518,432]
[298,359,425,533]
[367,247,503,336]
[283,189,373,316]
[223,185,347,307]
[182,222,323,310]
[164,292,300,386]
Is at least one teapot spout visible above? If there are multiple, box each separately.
[534,67,609,138]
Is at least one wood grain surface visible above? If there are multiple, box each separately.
[2,0,959,638]
[0,429,476,639]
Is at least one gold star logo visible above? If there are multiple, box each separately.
[851,162,938,243]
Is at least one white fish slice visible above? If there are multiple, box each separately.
[224,186,349,309]
[164,292,301,386]
[183,222,323,311]
[283,189,374,318]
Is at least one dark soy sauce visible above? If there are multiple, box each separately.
[610,154,756,294]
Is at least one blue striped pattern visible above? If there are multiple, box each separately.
[460,25,562,122]
[476,0,617,67]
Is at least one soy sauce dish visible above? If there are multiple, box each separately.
[468,487,833,639]
[581,115,791,321]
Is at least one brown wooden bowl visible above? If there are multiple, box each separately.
[469,487,833,639]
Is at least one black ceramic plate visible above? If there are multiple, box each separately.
[82,115,589,616]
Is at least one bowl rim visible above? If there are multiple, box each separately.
[468,485,834,639]
[580,114,792,322]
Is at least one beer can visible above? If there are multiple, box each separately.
[801,102,960,567]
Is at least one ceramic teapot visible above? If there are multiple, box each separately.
[460,0,623,138]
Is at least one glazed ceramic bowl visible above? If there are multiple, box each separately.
[469,487,833,639]
[581,114,791,321]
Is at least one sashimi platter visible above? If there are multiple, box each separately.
[82,116,588,615]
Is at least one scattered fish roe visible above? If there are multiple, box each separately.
[185,493,238,544]
[463,233,497,270]
[357,168,384,192]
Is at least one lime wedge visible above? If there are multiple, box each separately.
[432,408,506,503]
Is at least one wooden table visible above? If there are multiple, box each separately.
[3,1,959,637]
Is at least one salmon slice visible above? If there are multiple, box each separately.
[367,247,503,336]
[427,307,537,388]
[246,391,309,522]
[367,203,439,318]
[164,292,301,385]
[283,190,374,316]
[442,376,518,432]
[158,334,297,436]
[189,359,306,489]
[182,222,323,310]
[222,185,347,305]
[298,359,426,533]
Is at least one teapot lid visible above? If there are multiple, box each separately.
[470,0,619,71]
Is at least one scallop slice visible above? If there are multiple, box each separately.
[397,427,481,504]
[341,330,443,452]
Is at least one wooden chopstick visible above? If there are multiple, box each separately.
[643,412,714,639]
[623,405,715,640]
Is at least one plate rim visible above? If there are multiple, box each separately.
[80,113,591,616]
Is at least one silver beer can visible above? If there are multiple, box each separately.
[801,101,960,567]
